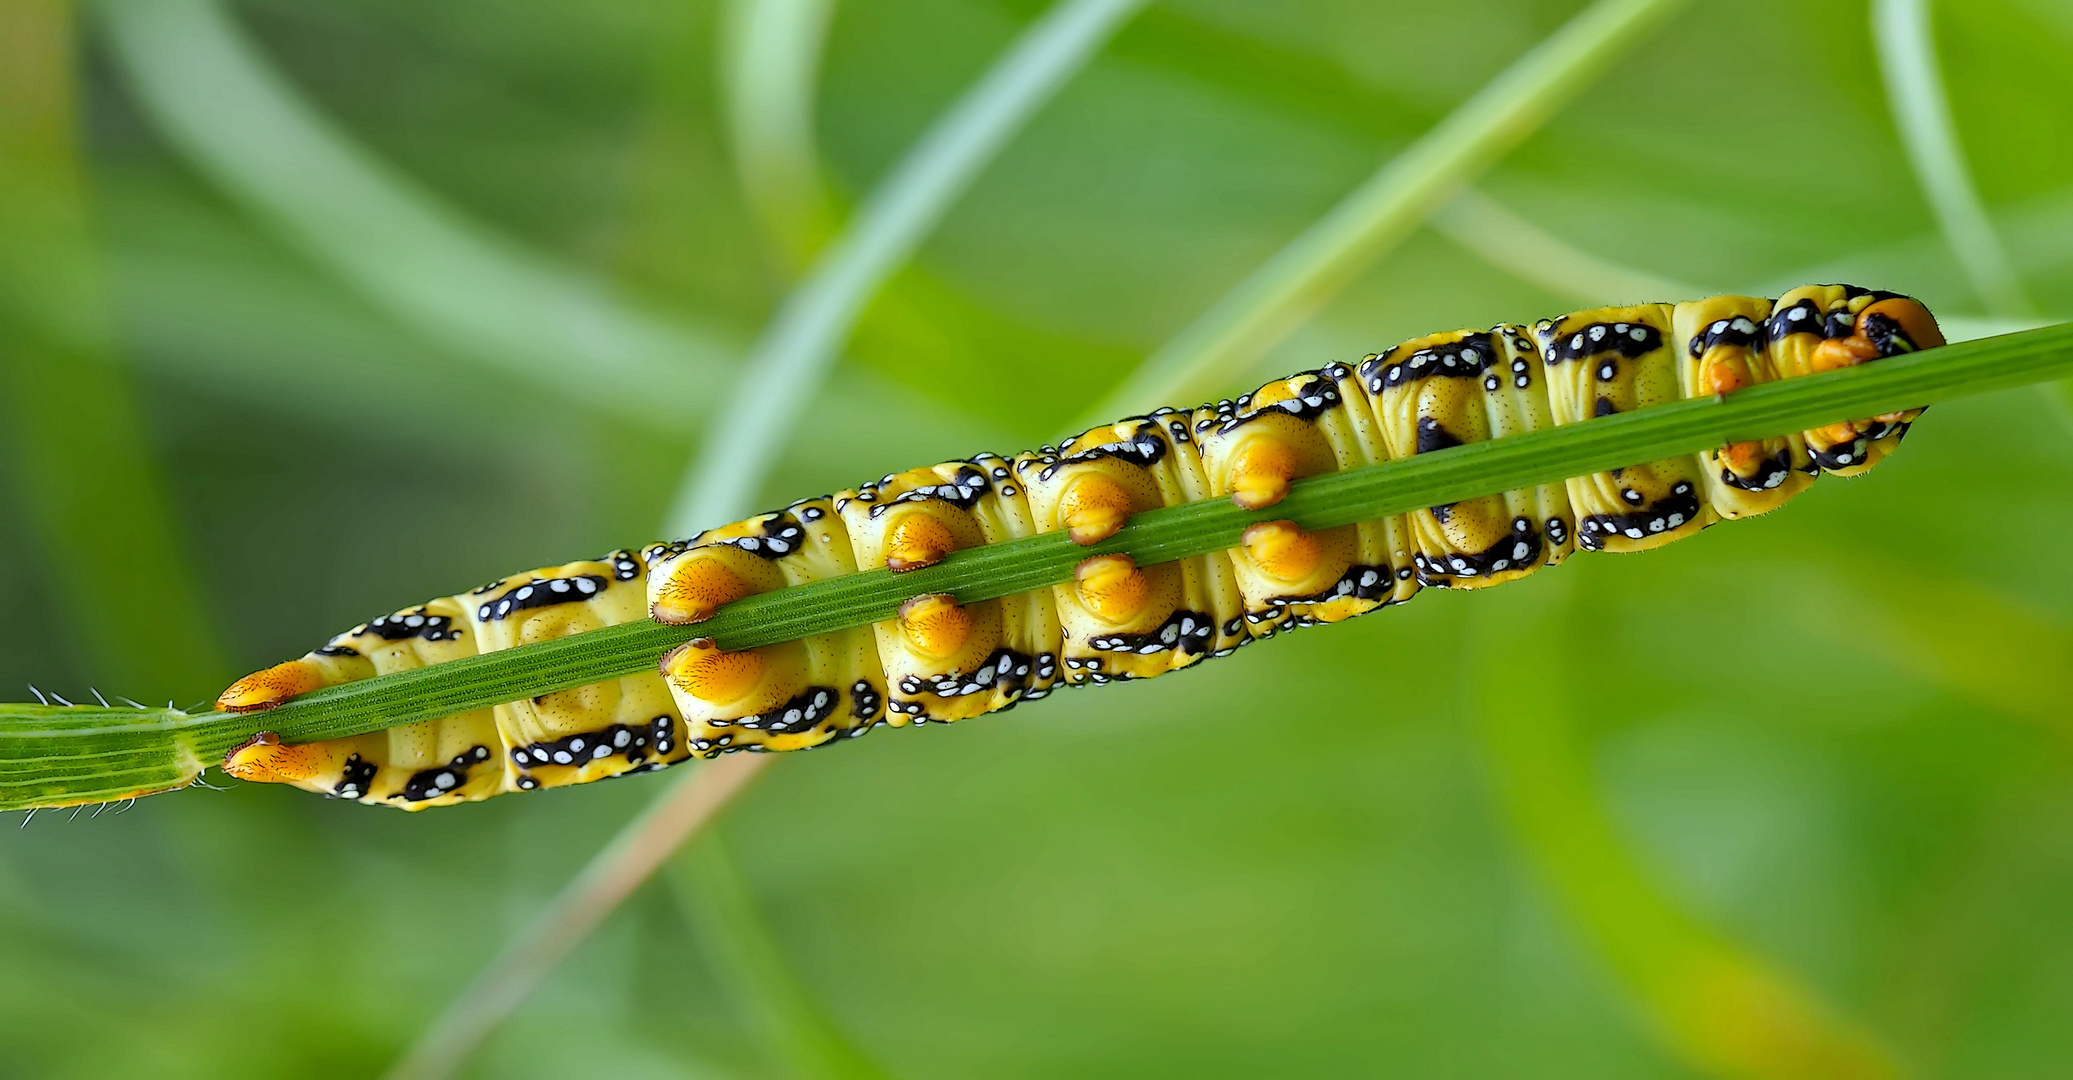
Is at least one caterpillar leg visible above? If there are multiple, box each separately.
[651,499,888,753]
[841,466,1056,722]
[216,598,509,807]
[1202,369,1407,631]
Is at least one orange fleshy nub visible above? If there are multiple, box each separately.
[660,637,766,705]
[896,593,973,660]
[222,732,325,783]
[650,554,756,625]
[884,513,959,573]
[1225,437,1299,511]
[1721,440,1767,474]
[1072,554,1150,625]
[1239,520,1325,584]
[216,659,329,712]
[1057,473,1134,546]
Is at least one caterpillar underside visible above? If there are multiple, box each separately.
[216,286,1945,809]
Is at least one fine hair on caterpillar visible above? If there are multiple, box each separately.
[213,286,1946,809]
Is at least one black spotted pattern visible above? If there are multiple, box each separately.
[511,715,674,771]
[399,745,493,802]
[1577,484,1703,550]
[357,607,463,643]
[1539,320,1661,364]
[477,575,608,621]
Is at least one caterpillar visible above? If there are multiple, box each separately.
[216,285,1945,809]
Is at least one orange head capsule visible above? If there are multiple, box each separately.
[1859,296,1945,354]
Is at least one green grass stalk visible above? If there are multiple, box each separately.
[1079,0,1691,424]
[4,322,2070,811]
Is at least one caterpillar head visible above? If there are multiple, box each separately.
[1813,295,1947,371]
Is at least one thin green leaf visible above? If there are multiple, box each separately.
[1871,0,2035,319]
[668,831,889,1080]
[1870,0,2072,433]
[1429,187,1701,306]
[1469,584,1900,1078]
[4,323,2069,811]
[722,0,842,265]
[93,0,741,428]
[667,0,1149,534]
[1080,0,1692,424]
[0,0,228,702]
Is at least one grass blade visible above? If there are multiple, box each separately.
[3,322,2069,811]
[722,0,842,264]
[1080,0,1691,423]
[1871,0,2035,319]
[1471,586,1900,1078]
[0,0,229,702]
[93,0,740,428]
[1429,187,1701,305]
[1871,0,2073,432]
[667,0,1148,535]
[379,753,770,1080]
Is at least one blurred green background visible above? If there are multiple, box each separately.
[2,0,2072,1076]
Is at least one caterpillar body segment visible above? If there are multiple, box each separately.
[837,459,1063,722]
[1200,365,1413,628]
[1673,294,1814,520]
[1019,415,1250,678]
[655,497,887,755]
[1535,302,1718,553]
[1366,327,1574,589]
[222,552,692,807]
[215,287,1944,809]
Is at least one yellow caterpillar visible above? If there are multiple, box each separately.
[217,285,1945,809]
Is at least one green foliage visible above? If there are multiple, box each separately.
[4,0,2073,1077]
[6,321,2069,814]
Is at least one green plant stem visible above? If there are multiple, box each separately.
[667,830,888,1080]
[1080,0,1690,424]
[0,0,229,701]
[95,0,738,428]
[668,0,1147,535]
[2,323,2071,810]
[1871,0,2033,319]
[1470,584,1900,1078]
